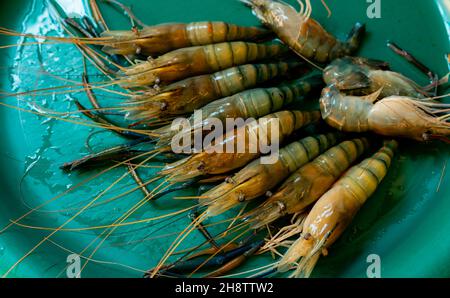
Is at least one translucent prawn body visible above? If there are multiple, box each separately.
[243,0,365,63]
[278,140,398,278]
[323,57,427,98]
[320,86,450,141]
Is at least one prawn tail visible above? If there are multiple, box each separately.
[345,22,366,55]
[331,22,366,59]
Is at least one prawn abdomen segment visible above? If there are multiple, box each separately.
[340,142,397,205]
[320,90,372,132]
[204,42,288,72]
[186,22,271,45]
[211,62,293,98]
[292,19,338,63]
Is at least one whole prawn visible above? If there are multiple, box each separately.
[246,137,370,229]
[202,133,342,217]
[100,21,272,57]
[320,86,450,141]
[153,75,323,147]
[119,41,288,88]
[125,61,303,121]
[323,56,432,98]
[159,110,320,182]
[278,140,398,278]
[242,0,365,64]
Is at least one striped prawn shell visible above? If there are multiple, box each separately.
[279,140,398,277]
[160,110,321,181]
[185,22,270,45]
[266,138,371,214]
[201,41,289,72]
[203,133,341,216]
[127,61,298,119]
[332,140,398,206]
[122,41,289,87]
[102,22,271,56]
[277,133,341,174]
[294,140,398,258]
[208,62,295,98]
[259,110,321,141]
[200,75,322,121]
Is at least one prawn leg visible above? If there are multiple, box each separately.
[159,240,264,276]
[203,240,264,278]
[127,163,151,197]
[387,41,439,95]
[61,137,153,171]
[64,16,126,67]
[189,207,220,250]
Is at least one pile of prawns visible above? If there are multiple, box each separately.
[0,0,448,278]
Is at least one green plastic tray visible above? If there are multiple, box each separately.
[0,0,449,278]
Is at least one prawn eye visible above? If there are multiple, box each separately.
[276,201,286,213]
[238,193,246,202]
[160,102,168,111]
[422,131,432,141]
[303,233,312,240]
[197,162,206,171]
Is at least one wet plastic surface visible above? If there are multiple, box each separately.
[0,0,449,277]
